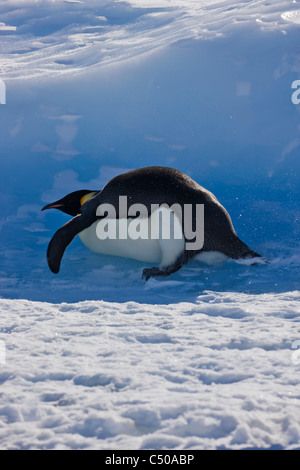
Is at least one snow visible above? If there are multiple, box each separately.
[1,292,300,450]
[0,0,299,450]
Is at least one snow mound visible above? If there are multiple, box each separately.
[282,10,300,25]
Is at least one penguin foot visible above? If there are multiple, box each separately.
[142,261,185,281]
[142,267,165,281]
[142,253,187,281]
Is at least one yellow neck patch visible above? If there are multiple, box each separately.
[80,192,97,206]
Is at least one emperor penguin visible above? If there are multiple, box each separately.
[42,166,262,280]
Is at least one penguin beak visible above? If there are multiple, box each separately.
[41,202,64,211]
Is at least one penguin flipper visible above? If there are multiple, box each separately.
[47,214,94,274]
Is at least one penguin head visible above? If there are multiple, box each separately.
[41,190,98,217]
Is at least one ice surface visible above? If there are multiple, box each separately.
[0,0,299,449]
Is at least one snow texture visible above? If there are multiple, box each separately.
[0,0,299,450]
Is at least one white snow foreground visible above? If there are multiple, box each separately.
[0,291,299,450]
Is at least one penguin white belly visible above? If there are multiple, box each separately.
[78,208,185,267]
[79,221,161,263]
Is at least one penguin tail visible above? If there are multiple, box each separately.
[226,237,268,265]
[47,213,95,274]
